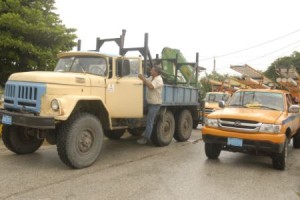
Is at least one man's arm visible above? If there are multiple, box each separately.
[138,74,154,89]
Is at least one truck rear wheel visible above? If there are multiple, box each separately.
[104,129,125,140]
[151,111,175,147]
[272,139,287,170]
[2,125,44,154]
[56,113,104,169]
[174,110,193,142]
[205,143,221,159]
[293,129,300,148]
[128,128,144,137]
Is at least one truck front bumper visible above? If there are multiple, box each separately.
[0,109,55,129]
[202,127,285,154]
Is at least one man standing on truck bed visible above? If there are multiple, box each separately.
[137,65,164,144]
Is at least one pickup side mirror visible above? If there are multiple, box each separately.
[219,100,225,108]
[288,105,300,113]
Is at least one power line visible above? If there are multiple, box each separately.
[245,39,300,63]
[199,28,300,61]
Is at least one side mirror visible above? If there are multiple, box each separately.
[219,100,225,108]
[288,105,300,113]
[117,60,131,77]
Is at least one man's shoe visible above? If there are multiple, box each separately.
[137,137,148,145]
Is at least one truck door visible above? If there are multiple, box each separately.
[105,58,143,118]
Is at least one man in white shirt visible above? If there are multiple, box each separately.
[137,65,164,144]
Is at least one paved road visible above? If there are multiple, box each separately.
[0,127,299,200]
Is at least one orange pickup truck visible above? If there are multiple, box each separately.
[202,89,300,170]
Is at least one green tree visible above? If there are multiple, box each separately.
[264,51,300,81]
[0,0,77,86]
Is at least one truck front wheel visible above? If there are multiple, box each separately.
[151,111,175,147]
[272,139,287,170]
[56,113,104,169]
[174,110,193,142]
[2,125,44,154]
[205,143,221,159]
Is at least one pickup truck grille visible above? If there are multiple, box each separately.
[219,118,261,132]
[4,81,46,114]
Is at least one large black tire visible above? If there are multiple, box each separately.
[56,113,104,169]
[104,129,125,140]
[174,110,193,142]
[272,139,287,170]
[205,143,221,159]
[151,111,175,147]
[293,129,300,148]
[2,125,44,154]
[127,128,144,137]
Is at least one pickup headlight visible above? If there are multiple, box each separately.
[205,118,219,127]
[259,124,281,133]
[51,99,60,111]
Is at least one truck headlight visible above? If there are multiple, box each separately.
[51,99,60,111]
[205,118,219,127]
[259,124,281,133]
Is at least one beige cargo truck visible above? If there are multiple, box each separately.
[0,30,201,168]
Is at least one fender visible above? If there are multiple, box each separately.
[52,95,111,125]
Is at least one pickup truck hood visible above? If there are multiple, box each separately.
[211,108,283,124]
[9,71,91,86]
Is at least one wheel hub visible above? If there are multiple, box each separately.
[78,130,93,153]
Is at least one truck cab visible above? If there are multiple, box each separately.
[202,89,300,170]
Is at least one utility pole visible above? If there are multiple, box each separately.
[213,57,216,72]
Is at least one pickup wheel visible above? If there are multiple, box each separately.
[205,143,221,159]
[151,111,175,147]
[104,129,125,140]
[2,125,44,154]
[128,128,144,137]
[293,129,300,148]
[272,139,287,170]
[174,110,193,142]
[56,113,104,169]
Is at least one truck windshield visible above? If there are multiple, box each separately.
[54,56,107,76]
[205,93,230,103]
[228,91,284,111]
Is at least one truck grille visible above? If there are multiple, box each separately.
[219,118,261,132]
[4,81,46,113]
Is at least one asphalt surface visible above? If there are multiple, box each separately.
[0,126,299,200]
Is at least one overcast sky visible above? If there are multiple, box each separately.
[55,0,300,75]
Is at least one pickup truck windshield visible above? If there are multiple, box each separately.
[227,91,284,111]
[205,93,230,103]
[54,56,107,76]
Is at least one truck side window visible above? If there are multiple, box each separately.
[108,58,113,78]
